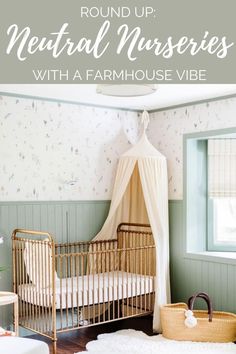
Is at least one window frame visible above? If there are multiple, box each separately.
[184,128,236,257]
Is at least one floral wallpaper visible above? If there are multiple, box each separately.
[149,97,236,199]
[0,95,140,201]
[0,93,235,201]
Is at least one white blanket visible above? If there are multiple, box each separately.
[77,329,236,354]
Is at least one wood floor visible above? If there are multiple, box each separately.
[29,315,153,354]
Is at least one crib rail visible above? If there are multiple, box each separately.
[55,238,117,255]
[12,223,155,353]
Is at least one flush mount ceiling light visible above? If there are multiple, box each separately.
[96,84,157,97]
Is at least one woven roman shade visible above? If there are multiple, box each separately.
[208,139,236,198]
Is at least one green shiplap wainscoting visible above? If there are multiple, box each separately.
[169,200,236,312]
[0,200,236,329]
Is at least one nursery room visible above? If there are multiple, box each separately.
[0,83,236,354]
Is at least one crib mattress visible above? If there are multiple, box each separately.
[18,271,154,309]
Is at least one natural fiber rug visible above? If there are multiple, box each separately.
[76,329,236,354]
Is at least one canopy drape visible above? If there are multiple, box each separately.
[93,112,171,332]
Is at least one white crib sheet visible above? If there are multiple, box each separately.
[18,271,154,309]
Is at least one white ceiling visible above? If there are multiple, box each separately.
[0,84,236,111]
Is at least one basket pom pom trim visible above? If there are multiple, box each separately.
[185,310,194,318]
[184,310,197,328]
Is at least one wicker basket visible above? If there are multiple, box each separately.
[161,292,236,342]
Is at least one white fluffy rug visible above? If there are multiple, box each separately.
[77,329,236,354]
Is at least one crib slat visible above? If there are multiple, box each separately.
[148,247,151,310]
[43,241,47,333]
[60,256,63,330]
[117,249,120,320]
[70,255,74,328]
[102,249,105,322]
[35,241,39,331]
[87,252,91,323]
[76,254,79,327]
[97,243,101,323]
[65,256,69,328]
[128,250,133,316]
[140,241,143,312]
[108,254,110,322]
[20,241,24,324]
[144,245,147,313]
[114,254,117,320]
[81,253,85,326]
[92,245,95,325]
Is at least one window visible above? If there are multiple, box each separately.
[207,139,236,251]
[184,130,236,258]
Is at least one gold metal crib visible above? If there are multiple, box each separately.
[12,223,155,353]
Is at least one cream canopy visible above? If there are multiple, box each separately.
[93,111,171,332]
